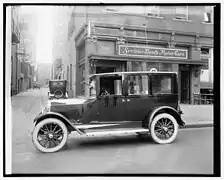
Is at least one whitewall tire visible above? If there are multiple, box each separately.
[32,118,68,153]
[150,113,179,144]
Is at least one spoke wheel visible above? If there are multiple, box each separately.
[32,118,68,153]
[150,113,178,144]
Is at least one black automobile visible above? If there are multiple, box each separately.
[48,80,68,100]
[33,82,41,89]
[32,71,185,153]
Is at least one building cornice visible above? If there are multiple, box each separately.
[91,21,213,39]
[88,54,208,65]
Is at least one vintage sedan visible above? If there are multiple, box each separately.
[32,71,185,153]
[48,80,68,100]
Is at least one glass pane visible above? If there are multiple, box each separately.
[119,6,145,14]
[145,6,159,16]
[175,6,187,15]
[146,62,159,71]
[151,75,172,94]
[128,75,149,95]
[159,63,172,72]
[132,62,143,71]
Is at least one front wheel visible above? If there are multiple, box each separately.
[150,113,178,144]
[32,118,68,153]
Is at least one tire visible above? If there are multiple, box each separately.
[32,118,68,153]
[150,113,178,144]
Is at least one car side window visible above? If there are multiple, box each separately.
[151,75,172,94]
[127,75,149,95]
[99,76,122,96]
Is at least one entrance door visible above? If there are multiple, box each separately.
[180,70,190,103]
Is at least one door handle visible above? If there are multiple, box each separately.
[127,99,130,102]
[121,99,125,102]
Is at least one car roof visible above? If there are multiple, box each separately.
[89,71,177,78]
[49,80,67,82]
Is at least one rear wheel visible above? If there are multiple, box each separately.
[32,118,68,153]
[150,113,178,144]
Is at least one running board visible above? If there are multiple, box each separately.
[84,128,149,136]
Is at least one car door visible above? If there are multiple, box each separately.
[98,94,126,123]
[97,75,127,126]
[151,74,178,109]
[125,74,157,128]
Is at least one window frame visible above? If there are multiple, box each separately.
[126,74,150,96]
[174,6,188,21]
[203,6,214,24]
[145,6,160,17]
[150,74,174,95]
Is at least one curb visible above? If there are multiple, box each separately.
[180,123,213,129]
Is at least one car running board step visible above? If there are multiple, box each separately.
[84,128,149,136]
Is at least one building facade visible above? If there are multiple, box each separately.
[11,6,21,95]
[67,5,214,104]
[51,6,72,80]
[11,6,37,95]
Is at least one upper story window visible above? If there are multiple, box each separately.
[105,6,119,12]
[175,6,188,21]
[145,6,160,17]
[104,6,145,14]
[200,47,210,59]
[204,6,213,23]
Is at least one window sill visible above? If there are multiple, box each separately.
[173,18,192,23]
[201,22,213,25]
[101,10,164,19]
[146,15,164,19]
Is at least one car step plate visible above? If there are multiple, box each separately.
[85,128,149,137]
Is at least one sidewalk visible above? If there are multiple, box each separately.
[180,104,213,128]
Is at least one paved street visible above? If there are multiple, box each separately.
[11,88,213,174]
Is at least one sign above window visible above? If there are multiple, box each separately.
[118,45,188,59]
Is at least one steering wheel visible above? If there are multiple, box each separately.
[100,89,110,96]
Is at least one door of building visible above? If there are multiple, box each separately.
[180,69,190,104]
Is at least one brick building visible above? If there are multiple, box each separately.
[67,5,214,104]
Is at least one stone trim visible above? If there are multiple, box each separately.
[88,54,208,65]
[91,21,213,38]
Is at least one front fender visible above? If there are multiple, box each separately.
[148,106,185,127]
[33,112,84,135]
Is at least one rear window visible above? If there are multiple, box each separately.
[151,75,173,94]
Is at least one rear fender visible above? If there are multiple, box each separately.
[33,112,84,135]
[147,106,185,128]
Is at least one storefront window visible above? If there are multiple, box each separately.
[159,63,172,72]
[132,62,143,71]
[200,64,209,82]
[146,62,172,72]
[146,62,159,71]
